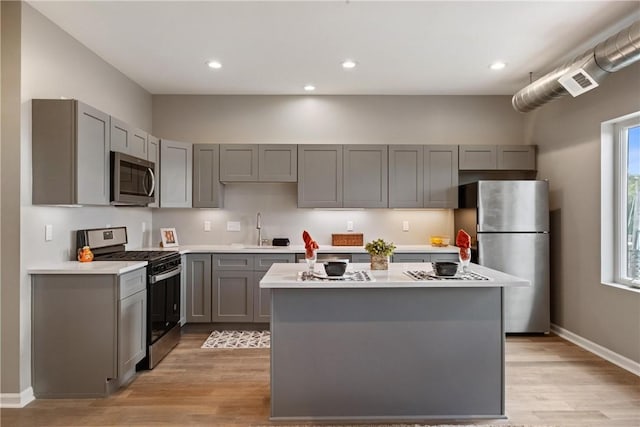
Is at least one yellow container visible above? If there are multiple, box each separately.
[429,235,450,247]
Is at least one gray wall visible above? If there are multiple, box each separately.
[151,95,523,246]
[525,63,640,362]
[2,3,154,396]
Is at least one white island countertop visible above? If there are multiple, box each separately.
[260,262,530,289]
[28,261,148,275]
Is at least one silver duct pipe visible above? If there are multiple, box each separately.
[512,20,640,113]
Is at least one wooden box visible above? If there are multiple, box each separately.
[331,233,364,246]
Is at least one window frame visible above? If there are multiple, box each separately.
[602,112,640,292]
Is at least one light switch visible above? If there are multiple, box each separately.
[204,221,211,232]
[347,221,354,232]
[402,221,409,232]
[227,221,241,232]
[45,224,53,241]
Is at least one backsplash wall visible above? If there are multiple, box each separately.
[151,183,453,247]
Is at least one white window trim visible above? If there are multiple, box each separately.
[601,112,640,293]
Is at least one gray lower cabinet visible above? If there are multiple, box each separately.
[351,253,371,263]
[32,99,110,205]
[147,135,160,208]
[110,116,147,160]
[459,145,536,170]
[160,139,193,208]
[298,145,343,208]
[343,145,388,208]
[193,144,223,208]
[31,267,147,398]
[389,145,458,208]
[186,253,294,323]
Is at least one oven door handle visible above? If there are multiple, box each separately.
[149,265,182,284]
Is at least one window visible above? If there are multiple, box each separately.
[614,116,640,287]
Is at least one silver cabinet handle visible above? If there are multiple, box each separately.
[149,265,182,284]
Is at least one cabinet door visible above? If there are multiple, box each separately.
[220,144,258,182]
[118,290,147,379]
[130,128,148,160]
[253,271,270,323]
[147,135,160,208]
[389,145,424,208]
[193,144,223,208]
[458,145,497,170]
[160,139,193,208]
[298,145,343,208]
[110,116,131,155]
[186,254,212,323]
[392,253,432,263]
[424,145,458,208]
[259,144,297,182]
[76,102,110,205]
[211,271,254,322]
[343,145,388,208]
[497,145,536,170]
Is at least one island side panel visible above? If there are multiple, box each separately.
[270,287,504,421]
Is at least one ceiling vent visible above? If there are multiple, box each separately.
[512,20,640,113]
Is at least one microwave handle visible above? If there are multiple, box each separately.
[147,168,156,197]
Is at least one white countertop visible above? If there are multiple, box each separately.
[260,262,530,289]
[142,244,459,254]
[28,261,147,275]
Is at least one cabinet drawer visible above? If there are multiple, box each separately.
[255,254,295,272]
[392,253,431,263]
[430,253,459,262]
[351,253,371,263]
[119,268,147,300]
[212,254,255,270]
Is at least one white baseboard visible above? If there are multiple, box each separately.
[0,387,35,408]
[551,323,640,376]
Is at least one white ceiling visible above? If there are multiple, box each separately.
[28,1,640,96]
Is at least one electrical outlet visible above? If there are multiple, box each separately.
[45,224,53,241]
[347,220,354,231]
[402,221,409,232]
[204,221,211,232]
[226,221,241,232]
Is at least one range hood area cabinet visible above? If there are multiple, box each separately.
[193,144,224,208]
[388,145,459,209]
[219,144,297,182]
[32,99,110,205]
[109,116,148,160]
[159,139,193,208]
[297,145,388,208]
[459,145,536,171]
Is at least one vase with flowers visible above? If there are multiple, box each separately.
[365,238,396,270]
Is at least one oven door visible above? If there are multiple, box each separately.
[148,266,182,344]
[111,151,155,205]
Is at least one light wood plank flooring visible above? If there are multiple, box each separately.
[2,329,638,426]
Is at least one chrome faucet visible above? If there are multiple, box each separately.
[256,212,262,246]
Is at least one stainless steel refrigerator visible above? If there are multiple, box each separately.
[455,180,550,333]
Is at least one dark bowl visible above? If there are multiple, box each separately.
[433,261,458,277]
[323,261,348,277]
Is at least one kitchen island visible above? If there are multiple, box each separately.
[260,262,529,423]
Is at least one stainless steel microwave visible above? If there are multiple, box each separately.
[110,151,155,205]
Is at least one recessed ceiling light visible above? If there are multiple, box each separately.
[207,60,222,69]
[304,84,316,92]
[489,61,507,70]
[342,59,357,69]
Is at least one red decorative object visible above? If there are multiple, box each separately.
[455,229,471,249]
[302,230,319,258]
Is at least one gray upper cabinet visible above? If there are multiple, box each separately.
[160,139,193,208]
[258,144,297,182]
[110,116,148,160]
[459,145,536,171]
[147,135,160,208]
[424,145,458,208]
[343,145,388,208]
[497,145,536,170]
[459,145,497,170]
[193,144,223,208]
[32,99,110,205]
[220,144,259,182]
[389,145,424,208]
[298,145,343,208]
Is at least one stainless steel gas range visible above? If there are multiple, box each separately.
[76,226,181,369]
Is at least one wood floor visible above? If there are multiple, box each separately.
[2,328,639,427]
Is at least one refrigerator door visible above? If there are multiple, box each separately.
[477,181,549,232]
[478,233,550,333]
